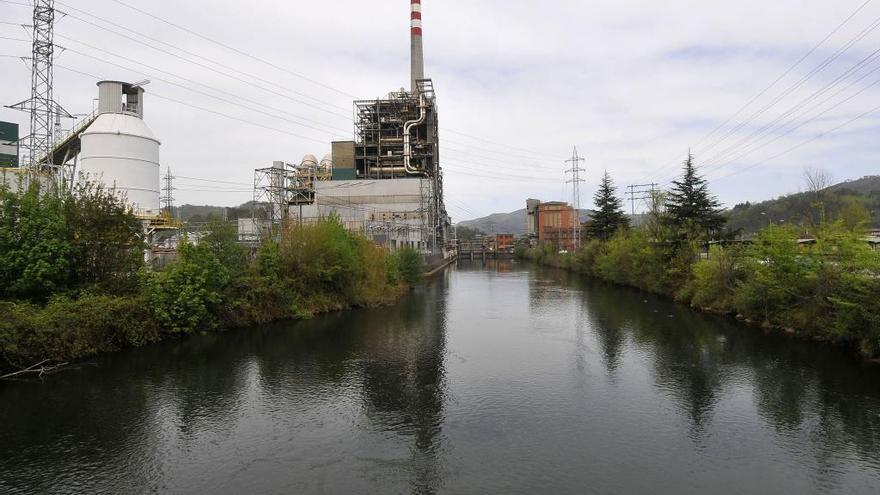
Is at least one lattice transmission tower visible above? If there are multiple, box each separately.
[7,0,70,179]
[160,167,176,217]
[565,146,586,250]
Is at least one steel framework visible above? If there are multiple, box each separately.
[565,146,585,250]
[351,78,448,254]
[6,0,71,181]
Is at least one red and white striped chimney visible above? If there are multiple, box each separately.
[411,0,424,92]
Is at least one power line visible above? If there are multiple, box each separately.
[55,33,351,120]
[49,15,561,169]
[696,11,880,158]
[692,0,875,152]
[52,2,351,113]
[713,101,880,182]
[103,0,358,98]
[56,41,351,136]
[649,0,877,179]
[701,66,880,178]
[48,0,562,165]
[700,45,880,171]
[53,62,340,145]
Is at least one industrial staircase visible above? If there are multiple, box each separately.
[37,109,99,168]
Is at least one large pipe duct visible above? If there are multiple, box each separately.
[411,0,424,92]
[403,93,427,174]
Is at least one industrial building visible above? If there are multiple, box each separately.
[526,199,584,251]
[253,0,450,255]
[0,122,18,168]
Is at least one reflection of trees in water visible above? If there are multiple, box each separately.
[0,333,255,493]
[577,277,880,473]
[575,279,626,377]
[244,274,450,494]
[357,277,449,494]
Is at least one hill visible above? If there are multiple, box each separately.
[727,175,880,234]
[457,208,593,236]
[173,201,264,222]
[457,176,880,238]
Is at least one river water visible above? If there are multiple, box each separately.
[2,261,880,494]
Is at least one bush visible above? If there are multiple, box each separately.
[147,241,230,334]
[0,180,144,302]
[395,247,424,286]
[219,274,294,327]
[0,295,159,370]
[680,245,742,311]
[278,217,359,298]
[592,229,667,293]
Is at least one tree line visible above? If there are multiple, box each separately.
[0,180,423,372]
[520,156,880,359]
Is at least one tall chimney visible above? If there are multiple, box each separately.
[410,0,424,92]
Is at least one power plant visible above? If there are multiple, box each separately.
[3,0,450,260]
[253,0,450,255]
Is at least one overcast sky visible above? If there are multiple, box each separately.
[1,0,879,220]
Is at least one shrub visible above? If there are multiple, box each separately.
[0,295,159,370]
[681,245,742,311]
[219,274,293,328]
[395,247,424,286]
[147,241,230,334]
[278,217,359,298]
[592,229,667,293]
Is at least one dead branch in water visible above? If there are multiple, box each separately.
[1,360,70,380]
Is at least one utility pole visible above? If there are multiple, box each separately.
[625,183,658,226]
[565,146,586,250]
[160,166,175,218]
[6,0,71,182]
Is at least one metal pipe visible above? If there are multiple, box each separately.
[403,93,426,175]
[368,166,409,174]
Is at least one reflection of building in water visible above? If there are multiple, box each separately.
[359,276,449,491]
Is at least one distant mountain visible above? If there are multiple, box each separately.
[727,175,880,234]
[174,201,265,222]
[457,176,880,237]
[457,208,593,236]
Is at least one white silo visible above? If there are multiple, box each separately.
[79,81,161,215]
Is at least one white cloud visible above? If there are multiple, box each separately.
[0,0,877,219]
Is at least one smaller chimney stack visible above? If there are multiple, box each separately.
[410,0,424,92]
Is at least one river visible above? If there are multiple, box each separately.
[2,260,880,494]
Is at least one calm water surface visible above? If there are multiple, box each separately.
[2,261,880,494]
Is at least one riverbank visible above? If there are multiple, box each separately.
[0,212,424,375]
[518,224,880,360]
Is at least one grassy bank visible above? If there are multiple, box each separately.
[0,181,423,373]
[518,223,880,359]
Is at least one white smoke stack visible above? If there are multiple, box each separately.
[411,0,424,92]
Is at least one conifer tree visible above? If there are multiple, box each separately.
[591,171,630,240]
[664,153,726,242]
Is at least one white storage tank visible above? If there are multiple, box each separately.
[79,81,160,215]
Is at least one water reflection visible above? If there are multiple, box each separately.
[2,262,880,494]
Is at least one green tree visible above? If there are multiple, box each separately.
[147,240,230,334]
[64,180,145,294]
[0,181,71,300]
[199,219,248,277]
[664,153,726,244]
[591,171,629,240]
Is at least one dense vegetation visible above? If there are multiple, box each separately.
[520,162,880,359]
[727,174,879,235]
[0,181,421,372]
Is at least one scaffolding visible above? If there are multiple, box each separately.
[252,158,332,230]
[352,78,448,254]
